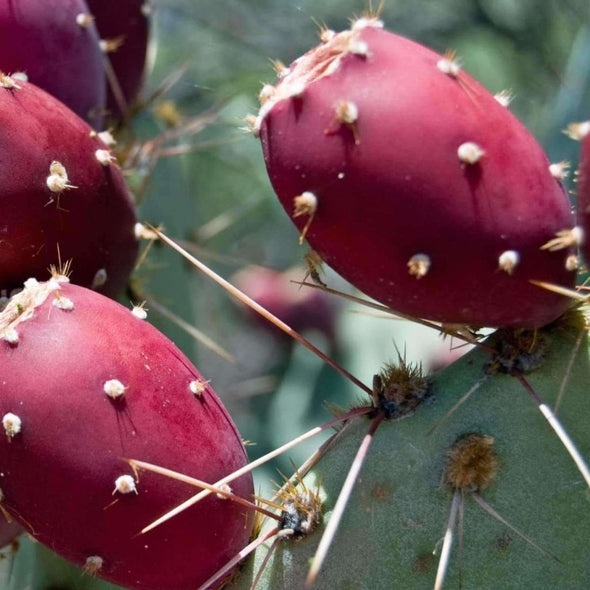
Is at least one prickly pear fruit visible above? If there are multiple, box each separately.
[256,18,576,328]
[0,77,138,299]
[230,319,590,589]
[232,264,337,346]
[0,277,255,589]
[572,121,590,264]
[0,0,106,128]
[87,0,150,121]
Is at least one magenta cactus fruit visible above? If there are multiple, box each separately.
[0,277,255,589]
[87,0,150,120]
[232,264,337,346]
[0,0,106,128]
[0,77,138,299]
[256,18,576,328]
[572,121,590,265]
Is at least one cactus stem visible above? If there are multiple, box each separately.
[134,406,371,535]
[152,228,372,395]
[305,412,384,587]
[514,373,590,488]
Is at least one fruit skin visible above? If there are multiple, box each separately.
[87,0,150,121]
[0,0,106,128]
[576,125,590,264]
[0,79,138,299]
[258,22,576,328]
[232,265,338,347]
[0,279,255,589]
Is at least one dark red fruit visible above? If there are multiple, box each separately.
[573,122,590,265]
[0,77,138,299]
[0,278,255,589]
[87,0,150,120]
[256,19,576,328]
[232,264,337,347]
[0,0,106,128]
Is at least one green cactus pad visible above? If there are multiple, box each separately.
[230,318,590,589]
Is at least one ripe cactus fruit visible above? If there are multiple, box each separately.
[255,18,576,328]
[0,77,138,298]
[86,0,150,121]
[0,277,255,589]
[232,264,337,347]
[0,0,106,127]
[571,121,590,264]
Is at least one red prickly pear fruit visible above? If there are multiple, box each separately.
[0,0,106,128]
[0,77,138,299]
[86,0,150,121]
[0,278,255,589]
[232,265,338,347]
[572,121,590,265]
[256,19,576,328]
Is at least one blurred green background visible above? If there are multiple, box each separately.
[131,0,590,492]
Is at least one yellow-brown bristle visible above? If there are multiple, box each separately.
[444,433,498,492]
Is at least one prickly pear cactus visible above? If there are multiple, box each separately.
[253,17,576,328]
[0,0,106,127]
[0,77,138,299]
[0,3,589,590]
[228,317,590,588]
[86,0,150,121]
[0,277,254,589]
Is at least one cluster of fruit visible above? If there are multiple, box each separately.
[0,4,588,590]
